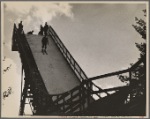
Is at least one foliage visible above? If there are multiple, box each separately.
[3,87,13,100]
[119,10,146,102]
[132,10,146,60]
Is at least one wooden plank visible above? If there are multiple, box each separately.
[67,103,81,113]
[54,90,81,106]
[63,98,83,113]
[52,85,81,103]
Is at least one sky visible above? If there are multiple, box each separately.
[1,1,147,117]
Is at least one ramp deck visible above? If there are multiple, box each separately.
[26,34,80,94]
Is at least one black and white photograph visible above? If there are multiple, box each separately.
[1,1,149,117]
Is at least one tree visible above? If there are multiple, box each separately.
[119,10,146,103]
[132,9,146,64]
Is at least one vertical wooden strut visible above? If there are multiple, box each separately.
[20,65,23,103]
[19,77,28,115]
[12,24,18,51]
[129,70,131,103]
[19,65,24,115]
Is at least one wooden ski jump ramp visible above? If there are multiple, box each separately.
[12,24,146,116]
[26,34,80,94]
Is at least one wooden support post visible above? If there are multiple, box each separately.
[19,77,28,115]
[129,71,132,103]
[79,87,83,112]
[12,24,18,51]
[20,65,23,101]
[56,95,59,105]
[71,92,73,111]
[87,81,90,107]
[63,97,65,111]
[73,60,75,70]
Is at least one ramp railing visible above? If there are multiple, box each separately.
[47,26,87,82]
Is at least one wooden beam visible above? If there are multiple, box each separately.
[88,69,130,81]
[91,86,129,94]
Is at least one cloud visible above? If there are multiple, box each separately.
[4,2,74,33]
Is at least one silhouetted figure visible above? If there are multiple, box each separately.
[42,35,49,52]
[38,25,44,35]
[27,30,34,34]
[18,21,23,34]
[44,22,48,36]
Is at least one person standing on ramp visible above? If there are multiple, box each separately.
[41,35,49,54]
[18,21,23,34]
[44,22,48,36]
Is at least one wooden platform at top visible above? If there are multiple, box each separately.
[26,34,80,95]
